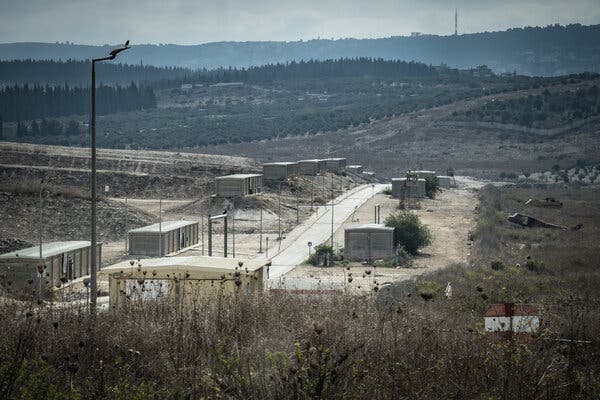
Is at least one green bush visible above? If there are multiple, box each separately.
[308,244,334,266]
[424,176,441,199]
[524,258,546,274]
[384,211,432,255]
[490,260,505,271]
[395,246,412,267]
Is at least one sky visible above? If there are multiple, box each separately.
[1,0,599,45]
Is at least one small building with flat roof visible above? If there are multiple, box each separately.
[0,241,101,292]
[106,256,269,307]
[215,174,262,197]
[344,224,395,261]
[437,175,453,189]
[413,170,436,179]
[347,165,364,174]
[128,220,199,257]
[391,178,426,199]
[298,159,325,175]
[262,162,299,180]
[323,158,347,172]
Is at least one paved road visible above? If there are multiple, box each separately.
[267,183,386,281]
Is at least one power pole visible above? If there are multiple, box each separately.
[331,174,334,247]
[259,207,263,253]
[208,214,212,256]
[158,198,162,256]
[278,182,282,240]
[201,215,204,256]
[232,207,235,258]
[38,179,44,303]
[223,214,228,257]
[124,197,128,254]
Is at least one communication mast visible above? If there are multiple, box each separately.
[454,8,458,36]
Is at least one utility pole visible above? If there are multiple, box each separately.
[331,174,334,247]
[124,197,128,254]
[38,179,44,304]
[259,207,263,253]
[158,198,162,256]
[89,41,130,315]
[223,213,228,257]
[208,214,212,256]
[232,207,235,258]
[201,215,204,256]
[278,182,282,240]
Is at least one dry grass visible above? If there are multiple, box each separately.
[0,287,598,399]
[1,184,599,399]
[0,180,87,200]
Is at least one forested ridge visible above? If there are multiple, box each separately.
[1,57,597,149]
[0,59,192,86]
[1,23,599,75]
[0,83,156,121]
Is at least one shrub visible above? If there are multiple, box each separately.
[524,258,546,274]
[384,211,432,255]
[395,246,412,267]
[307,244,333,266]
[424,176,441,199]
[490,260,505,271]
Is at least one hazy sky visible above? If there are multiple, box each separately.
[1,0,599,45]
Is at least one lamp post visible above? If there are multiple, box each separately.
[89,41,130,314]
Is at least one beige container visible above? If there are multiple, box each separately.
[106,256,269,308]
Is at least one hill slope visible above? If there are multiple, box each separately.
[1,24,599,75]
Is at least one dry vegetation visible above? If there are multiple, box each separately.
[1,184,599,399]
[197,78,600,181]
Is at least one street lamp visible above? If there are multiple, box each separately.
[89,40,130,314]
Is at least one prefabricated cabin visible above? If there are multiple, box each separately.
[128,220,199,257]
[262,162,300,180]
[106,256,269,307]
[344,224,395,261]
[215,174,262,197]
[0,241,101,292]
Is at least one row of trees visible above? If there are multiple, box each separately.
[0,82,156,122]
[457,85,600,127]
[13,119,82,138]
[0,59,192,87]
[189,58,443,83]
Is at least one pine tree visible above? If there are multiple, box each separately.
[65,120,80,136]
[16,120,27,138]
[30,120,40,136]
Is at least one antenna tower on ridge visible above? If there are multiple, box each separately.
[454,8,458,36]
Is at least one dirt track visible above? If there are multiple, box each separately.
[282,177,479,291]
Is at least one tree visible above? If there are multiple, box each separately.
[0,115,3,139]
[64,120,80,136]
[424,176,441,199]
[384,211,432,255]
[16,120,28,138]
[30,120,40,136]
[308,244,334,267]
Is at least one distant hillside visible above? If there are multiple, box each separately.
[1,24,599,76]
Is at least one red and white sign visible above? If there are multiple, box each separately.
[484,303,539,341]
